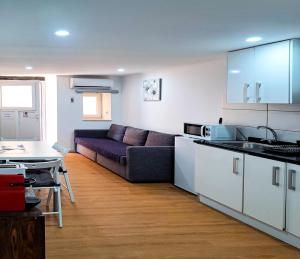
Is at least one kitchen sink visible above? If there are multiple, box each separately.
[216,140,300,155]
[221,141,265,150]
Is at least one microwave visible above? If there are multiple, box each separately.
[183,123,236,140]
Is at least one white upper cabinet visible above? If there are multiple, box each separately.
[254,41,290,103]
[227,39,300,104]
[227,48,255,103]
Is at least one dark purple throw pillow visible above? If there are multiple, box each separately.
[107,124,127,142]
[123,127,149,146]
[145,131,175,146]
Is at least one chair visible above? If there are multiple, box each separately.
[52,142,75,203]
[21,160,63,227]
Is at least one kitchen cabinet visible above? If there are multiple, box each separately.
[244,155,286,230]
[286,163,300,237]
[227,48,255,103]
[195,142,300,249]
[195,145,244,212]
[254,41,290,103]
[174,136,196,194]
[227,39,300,104]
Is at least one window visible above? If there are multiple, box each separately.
[1,85,34,109]
[82,93,111,120]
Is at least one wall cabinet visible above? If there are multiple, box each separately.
[243,155,286,230]
[195,145,244,212]
[227,48,255,103]
[227,39,300,104]
[286,163,300,237]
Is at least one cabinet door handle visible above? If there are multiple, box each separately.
[272,166,280,186]
[288,169,296,191]
[233,157,239,175]
[256,82,261,103]
[243,83,250,103]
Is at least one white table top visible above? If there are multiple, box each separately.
[0,141,63,160]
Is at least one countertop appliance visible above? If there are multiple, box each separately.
[0,173,25,212]
[175,136,196,194]
[183,123,236,140]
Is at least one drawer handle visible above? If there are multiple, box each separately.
[288,169,296,191]
[233,157,239,175]
[272,166,280,186]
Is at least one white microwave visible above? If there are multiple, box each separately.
[183,123,236,140]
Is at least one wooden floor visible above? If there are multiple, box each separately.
[44,153,300,258]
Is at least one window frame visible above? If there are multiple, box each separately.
[82,92,102,121]
[0,80,37,111]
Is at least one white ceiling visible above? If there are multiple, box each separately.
[1,0,300,75]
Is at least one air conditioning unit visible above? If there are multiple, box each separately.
[70,78,119,93]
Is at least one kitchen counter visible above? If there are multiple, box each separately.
[194,139,300,165]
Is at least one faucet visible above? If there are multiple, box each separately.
[257,126,278,143]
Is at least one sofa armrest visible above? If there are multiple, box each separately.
[126,146,174,183]
[74,129,108,139]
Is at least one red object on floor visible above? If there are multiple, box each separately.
[0,174,25,212]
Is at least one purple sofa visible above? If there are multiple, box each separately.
[74,124,176,182]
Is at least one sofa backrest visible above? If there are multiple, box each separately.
[145,131,176,146]
[123,127,149,146]
[107,124,127,142]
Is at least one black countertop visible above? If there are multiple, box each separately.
[194,139,300,165]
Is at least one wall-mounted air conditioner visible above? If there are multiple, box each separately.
[70,78,119,93]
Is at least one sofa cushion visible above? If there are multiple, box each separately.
[145,131,175,146]
[75,137,129,163]
[123,127,149,146]
[107,124,127,142]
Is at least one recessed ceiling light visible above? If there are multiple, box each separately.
[245,36,262,43]
[229,70,240,74]
[117,68,125,72]
[25,66,33,70]
[54,30,70,37]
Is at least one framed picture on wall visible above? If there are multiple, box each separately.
[143,78,162,101]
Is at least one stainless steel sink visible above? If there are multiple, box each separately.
[221,141,265,150]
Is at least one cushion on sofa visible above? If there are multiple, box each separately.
[107,124,127,142]
[75,137,129,163]
[123,127,149,146]
[145,131,175,146]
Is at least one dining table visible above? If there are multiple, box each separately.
[0,140,63,212]
[0,141,62,161]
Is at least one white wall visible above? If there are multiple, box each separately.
[44,75,58,145]
[121,56,226,134]
[57,76,122,149]
[121,55,300,142]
